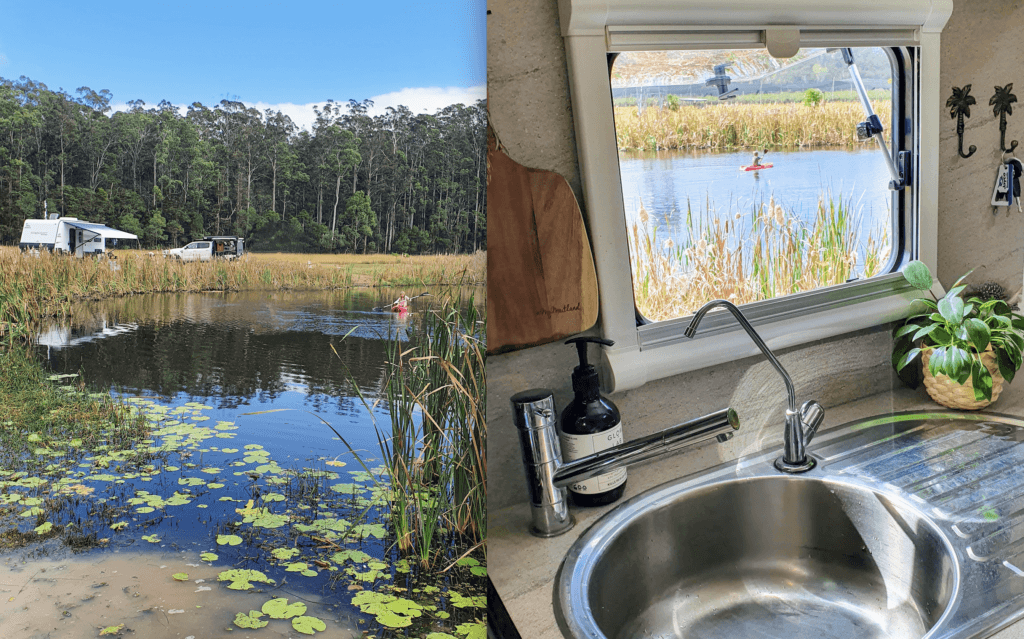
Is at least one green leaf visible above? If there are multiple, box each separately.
[200,552,218,562]
[965,318,991,352]
[972,360,994,401]
[931,327,952,344]
[946,347,971,384]
[233,610,269,629]
[903,260,933,289]
[291,615,327,635]
[217,534,242,546]
[947,285,967,299]
[950,268,975,290]
[172,572,189,581]
[894,324,921,340]
[929,347,947,377]
[997,347,1017,383]
[262,597,307,619]
[939,296,965,324]
[896,348,922,372]
[913,324,941,342]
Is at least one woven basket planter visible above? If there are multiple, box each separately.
[921,347,1003,410]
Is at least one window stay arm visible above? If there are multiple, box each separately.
[831,47,904,191]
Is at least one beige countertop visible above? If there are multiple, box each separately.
[489,382,1024,639]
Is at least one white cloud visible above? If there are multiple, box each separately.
[109,85,485,132]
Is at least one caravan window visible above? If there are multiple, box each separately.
[197,242,211,249]
[616,47,901,323]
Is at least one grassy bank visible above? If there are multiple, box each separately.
[615,99,892,150]
[0,248,485,325]
[630,196,890,321]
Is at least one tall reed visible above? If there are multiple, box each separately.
[372,293,486,567]
[629,195,890,321]
[615,100,892,150]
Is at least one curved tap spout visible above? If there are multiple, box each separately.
[685,299,819,472]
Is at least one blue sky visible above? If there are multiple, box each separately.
[0,0,485,128]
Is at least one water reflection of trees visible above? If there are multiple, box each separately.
[40,320,390,411]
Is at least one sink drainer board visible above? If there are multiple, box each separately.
[558,412,1024,639]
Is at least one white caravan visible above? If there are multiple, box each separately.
[19,217,139,257]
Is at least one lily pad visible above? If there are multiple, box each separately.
[200,552,218,562]
[233,610,269,629]
[449,591,486,608]
[217,534,243,546]
[142,534,161,543]
[262,597,307,619]
[272,547,301,560]
[218,569,274,590]
[34,521,53,535]
[332,549,371,564]
[172,572,189,581]
[351,591,423,628]
[291,615,327,635]
[456,621,487,639]
[99,624,125,636]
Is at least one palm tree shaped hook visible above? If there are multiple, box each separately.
[991,84,1019,154]
[947,85,977,159]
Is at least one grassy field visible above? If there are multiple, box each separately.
[630,195,890,321]
[0,248,484,331]
[615,99,892,150]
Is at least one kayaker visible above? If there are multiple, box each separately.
[751,150,762,168]
[392,291,410,311]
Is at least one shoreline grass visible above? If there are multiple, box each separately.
[615,100,892,150]
[342,292,486,568]
[630,195,891,321]
[0,247,485,324]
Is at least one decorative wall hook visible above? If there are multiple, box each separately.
[991,84,1019,153]
[947,84,977,158]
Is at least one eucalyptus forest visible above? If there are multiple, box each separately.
[0,76,486,254]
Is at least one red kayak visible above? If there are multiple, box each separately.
[740,163,773,171]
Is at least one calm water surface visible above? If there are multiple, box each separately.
[620,146,894,245]
[1,287,486,638]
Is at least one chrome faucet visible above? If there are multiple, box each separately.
[512,389,738,537]
[685,299,824,473]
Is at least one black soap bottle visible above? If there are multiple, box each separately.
[559,336,627,506]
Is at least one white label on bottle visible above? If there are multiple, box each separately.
[560,424,626,494]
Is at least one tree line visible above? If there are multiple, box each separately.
[0,76,486,254]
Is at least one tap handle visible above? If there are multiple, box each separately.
[800,400,825,444]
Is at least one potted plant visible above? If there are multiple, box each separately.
[892,261,1024,409]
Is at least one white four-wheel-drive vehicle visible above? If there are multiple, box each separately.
[163,236,244,261]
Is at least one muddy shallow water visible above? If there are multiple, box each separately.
[1,550,360,638]
[0,287,486,638]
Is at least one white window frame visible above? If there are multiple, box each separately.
[557,0,952,392]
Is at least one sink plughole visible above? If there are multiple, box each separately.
[559,475,958,639]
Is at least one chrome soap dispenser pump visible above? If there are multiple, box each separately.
[559,337,627,506]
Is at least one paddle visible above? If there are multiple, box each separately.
[373,292,431,312]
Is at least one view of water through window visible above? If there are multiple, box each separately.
[615,47,897,322]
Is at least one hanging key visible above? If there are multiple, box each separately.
[992,160,1012,208]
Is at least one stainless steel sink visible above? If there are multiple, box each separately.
[558,412,1024,639]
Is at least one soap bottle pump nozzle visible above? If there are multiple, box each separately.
[565,337,614,400]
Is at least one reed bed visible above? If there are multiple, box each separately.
[348,292,485,568]
[630,196,890,321]
[615,100,892,150]
[0,248,485,324]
